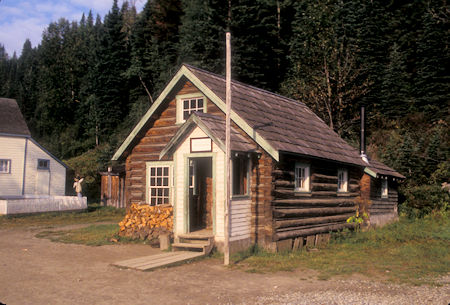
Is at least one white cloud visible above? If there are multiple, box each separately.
[0,0,145,56]
[0,17,46,56]
[70,0,113,13]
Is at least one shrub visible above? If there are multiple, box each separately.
[400,184,449,218]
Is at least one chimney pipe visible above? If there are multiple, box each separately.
[360,105,369,163]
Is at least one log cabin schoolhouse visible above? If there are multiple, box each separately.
[112,64,404,252]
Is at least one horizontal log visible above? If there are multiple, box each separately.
[311,182,337,191]
[273,206,356,218]
[139,135,175,145]
[275,223,355,241]
[277,220,345,232]
[273,169,294,179]
[145,125,179,136]
[274,180,295,187]
[349,178,360,185]
[272,198,356,207]
[132,144,167,153]
[311,173,338,183]
[275,213,355,229]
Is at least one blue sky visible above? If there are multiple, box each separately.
[0,0,145,57]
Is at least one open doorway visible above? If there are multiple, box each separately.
[188,157,213,232]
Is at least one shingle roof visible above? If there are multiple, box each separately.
[195,112,256,152]
[185,65,365,167]
[366,158,406,179]
[0,98,31,136]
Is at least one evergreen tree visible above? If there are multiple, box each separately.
[93,0,131,144]
[178,0,227,74]
[414,0,450,121]
[230,0,281,92]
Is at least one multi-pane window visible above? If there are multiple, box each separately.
[148,166,171,206]
[295,163,310,192]
[37,159,50,170]
[182,97,204,121]
[337,169,348,192]
[0,159,11,173]
[381,179,388,198]
[232,155,249,196]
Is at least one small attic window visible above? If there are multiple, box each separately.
[176,93,207,123]
[37,159,50,170]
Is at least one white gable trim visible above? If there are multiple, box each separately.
[112,65,279,161]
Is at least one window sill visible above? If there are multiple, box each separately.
[231,195,250,201]
[337,192,351,197]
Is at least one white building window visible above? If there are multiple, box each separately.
[37,159,50,170]
[147,162,173,206]
[337,168,348,192]
[176,93,207,123]
[295,163,310,192]
[0,159,11,173]
[381,179,388,198]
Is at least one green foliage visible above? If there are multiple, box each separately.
[64,145,113,202]
[0,0,448,208]
[400,185,449,219]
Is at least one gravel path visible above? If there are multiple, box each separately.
[249,277,450,305]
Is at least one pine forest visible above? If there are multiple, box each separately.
[0,0,448,217]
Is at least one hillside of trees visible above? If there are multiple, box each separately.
[0,0,448,215]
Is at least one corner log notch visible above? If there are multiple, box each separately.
[271,156,363,243]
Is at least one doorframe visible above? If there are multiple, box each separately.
[183,152,216,234]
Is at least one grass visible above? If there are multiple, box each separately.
[35,223,157,246]
[36,224,121,246]
[235,213,450,285]
[0,204,126,229]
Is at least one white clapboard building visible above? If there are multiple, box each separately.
[0,98,86,214]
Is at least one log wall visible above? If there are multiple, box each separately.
[368,176,399,226]
[250,152,274,249]
[272,154,362,245]
[124,81,222,207]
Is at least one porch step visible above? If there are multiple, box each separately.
[172,233,214,255]
[177,233,213,240]
[112,251,204,271]
[172,242,206,251]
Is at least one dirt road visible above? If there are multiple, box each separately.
[0,226,448,305]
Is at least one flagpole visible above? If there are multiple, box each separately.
[224,32,232,265]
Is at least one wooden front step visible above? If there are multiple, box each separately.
[112,251,204,271]
[172,233,214,255]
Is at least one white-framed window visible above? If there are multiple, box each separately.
[37,159,50,170]
[295,163,310,192]
[176,93,207,123]
[337,168,348,192]
[381,179,388,198]
[232,155,250,196]
[0,159,11,174]
[146,162,173,206]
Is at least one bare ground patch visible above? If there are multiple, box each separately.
[0,225,448,305]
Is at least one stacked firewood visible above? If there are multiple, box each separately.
[118,203,173,240]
